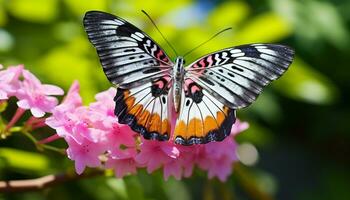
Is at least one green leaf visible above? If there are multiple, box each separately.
[0,0,7,26]
[246,91,282,124]
[64,0,107,17]
[270,0,350,49]
[38,37,102,103]
[106,178,128,199]
[124,176,145,200]
[274,58,339,104]
[208,1,250,29]
[163,178,191,200]
[236,121,275,147]
[132,0,191,16]
[232,12,293,44]
[6,0,58,23]
[0,100,7,112]
[0,29,14,52]
[0,148,50,172]
[307,1,350,49]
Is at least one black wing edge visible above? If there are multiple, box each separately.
[174,109,236,146]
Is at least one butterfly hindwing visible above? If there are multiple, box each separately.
[83,11,173,89]
[114,76,172,140]
[186,44,294,109]
[174,80,236,145]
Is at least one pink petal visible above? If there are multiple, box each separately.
[17,99,30,109]
[30,107,45,117]
[43,84,64,95]
[147,157,162,173]
[161,144,180,158]
[0,71,16,82]
[22,70,42,87]
[74,159,86,175]
[163,161,182,180]
[0,91,8,99]
[231,120,249,136]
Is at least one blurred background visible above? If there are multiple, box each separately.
[1,0,350,199]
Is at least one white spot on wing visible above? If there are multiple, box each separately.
[131,34,143,41]
[230,49,242,54]
[135,32,145,38]
[231,52,245,57]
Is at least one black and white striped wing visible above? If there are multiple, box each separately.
[84,11,174,141]
[186,44,294,109]
[83,11,173,89]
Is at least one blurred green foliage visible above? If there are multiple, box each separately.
[0,0,350,199]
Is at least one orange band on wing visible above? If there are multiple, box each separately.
[115,88,170,141]
[174,106,236,145]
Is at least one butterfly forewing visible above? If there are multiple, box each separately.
[83,11,173,89]
[185,44,294,109]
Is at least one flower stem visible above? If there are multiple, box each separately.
[40,144,66,155]
[38,134,60,144]
[24,117,47,130]
[21,130,37,144]
[21,130,65,154]
[25,116,41,126]
[5,107,26,131]
[31,121,47,130]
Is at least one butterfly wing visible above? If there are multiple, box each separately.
[174,44,294,145]
[84,11,173,139]
[174,80,236,145]
[114,77,172,140]
[185,44,294,109]
[83,11,173,88]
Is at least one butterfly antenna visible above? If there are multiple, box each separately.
[141,10,178,57]
[183,27,232,58]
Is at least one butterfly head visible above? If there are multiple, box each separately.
[175,56,185,69]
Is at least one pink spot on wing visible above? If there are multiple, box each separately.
[156,50,164,59]
[184,79,194,92]
[155,80,164,88]
[191,85,201,94]
[199,59,205,68]
[207,55,213,67]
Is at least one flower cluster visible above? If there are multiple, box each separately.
[0,64,64,135]
[1,64,249,181]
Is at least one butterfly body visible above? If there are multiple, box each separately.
[83,11,294,145]
[173,56,185,113]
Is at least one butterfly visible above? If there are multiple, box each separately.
[83,11,294,146]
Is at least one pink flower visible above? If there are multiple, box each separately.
[66,135,106,174]
[105,148,139,178]
[46,81,82,138]
[46,86,248,181]
[105,124,137,157]
[231,119,249,136]
[203,138,238,181]
[16,70,64,117]
[0,65,23,100]
[136,140,180,173]
[163,157,183,180]
[89,87,117,129]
